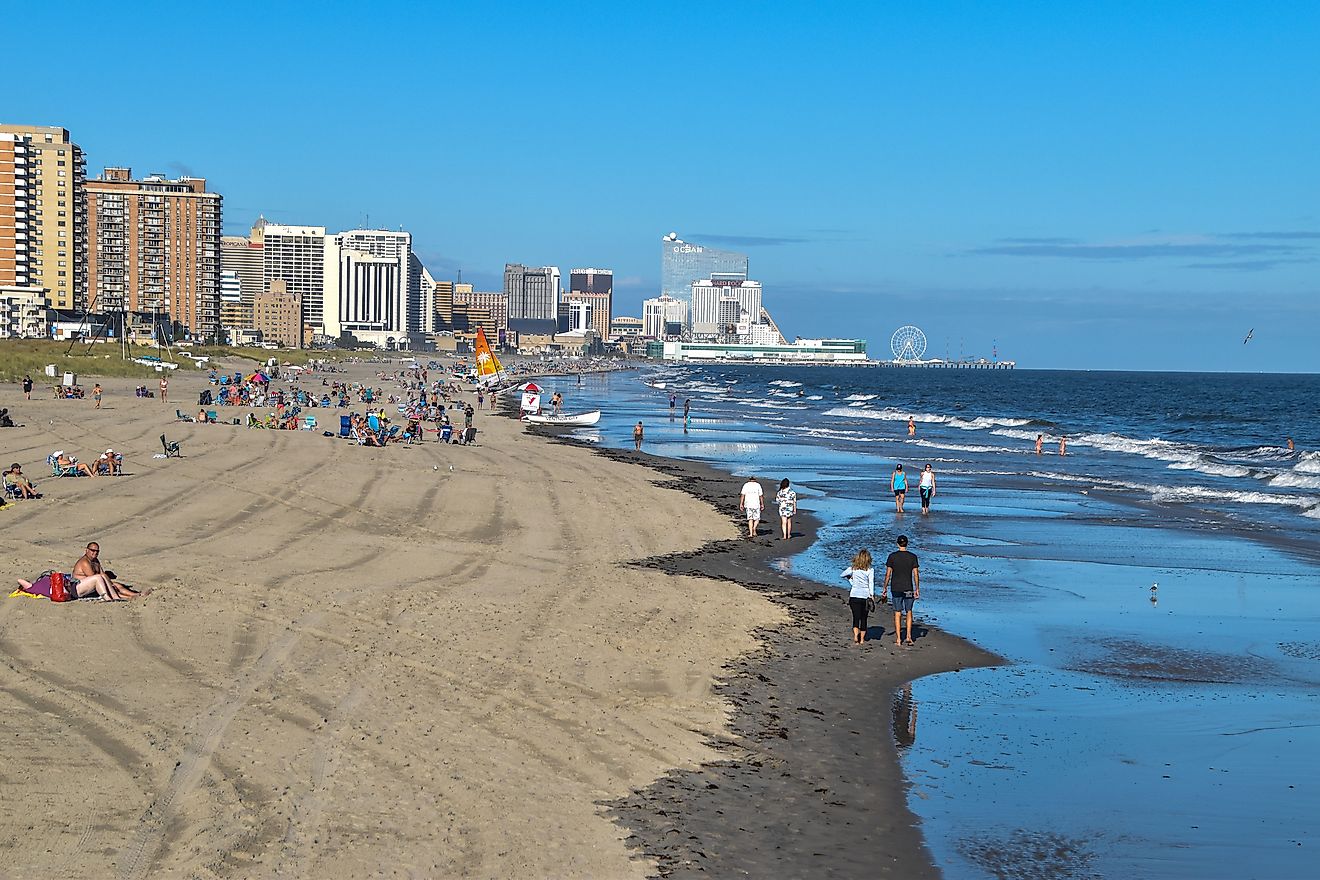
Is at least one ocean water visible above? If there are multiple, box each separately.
[540,364,1320,878]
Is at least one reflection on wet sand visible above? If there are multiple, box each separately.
[892,683,918,748]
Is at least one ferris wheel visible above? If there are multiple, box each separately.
[891,325,928,362]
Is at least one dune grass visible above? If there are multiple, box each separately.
[0,339,355,384]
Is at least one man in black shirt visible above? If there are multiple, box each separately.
[883,535,920,646]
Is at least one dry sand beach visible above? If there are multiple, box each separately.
[1,362,991,878]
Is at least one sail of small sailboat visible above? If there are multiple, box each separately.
[473,327,507,388]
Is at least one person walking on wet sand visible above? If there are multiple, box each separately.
[738,476,764,538]
[883,535,920,646]
[683,398,691,431]
[891,464,908,513]
[775,478,797,540]
[918,463,936,514]
[633,421,644,450]
[841,549,875,645]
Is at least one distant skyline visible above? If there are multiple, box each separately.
[9,2,1318,371]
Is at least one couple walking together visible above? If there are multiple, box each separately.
[891,463,936,514]
[841,535,920,646]
[738,475,797,541]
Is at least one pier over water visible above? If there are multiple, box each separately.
[880,359,1016,369]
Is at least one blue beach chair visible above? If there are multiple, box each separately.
[339,415,352,438]
[48,453,80,477]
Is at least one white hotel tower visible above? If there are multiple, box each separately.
[690,274,762,337]
[322,229,415,348]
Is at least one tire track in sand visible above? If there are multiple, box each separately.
[115,611,323,880]
[271,683,370,877]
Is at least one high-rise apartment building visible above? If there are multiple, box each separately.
[253,279,301,348]
[660,233,748,332]
[504,263,559,331]
[434,280,507,341]
[433,279,455,329]
[219,216,265,333]
[86,167,222,340]
[566,267,612,338]
[263,224,327,333]
[0,125,88,312]
[455,288,509,333]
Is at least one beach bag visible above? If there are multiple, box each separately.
[13,571,70,601]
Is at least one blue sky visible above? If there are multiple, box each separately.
[11,1,1319,370]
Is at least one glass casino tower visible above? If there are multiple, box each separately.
[660,232,748,333]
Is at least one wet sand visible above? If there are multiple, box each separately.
[570,445,1001,877]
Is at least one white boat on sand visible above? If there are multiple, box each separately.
[524,410,601,427]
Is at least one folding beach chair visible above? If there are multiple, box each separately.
[339,415,352,438]
[383,425,401,443]
[48,453,80,477]
[206,410,219,424]
[302,415,317,431]
[176,409,195,422]
[94,453,123,476]
[159,434,183,458]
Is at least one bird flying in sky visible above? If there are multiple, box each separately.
[1243,328,1254,344]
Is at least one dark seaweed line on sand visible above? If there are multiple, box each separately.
[558,438,1002,879]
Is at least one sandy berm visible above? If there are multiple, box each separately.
[0,368,784,878]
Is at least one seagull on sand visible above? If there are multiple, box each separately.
[1243,328,1254,344]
